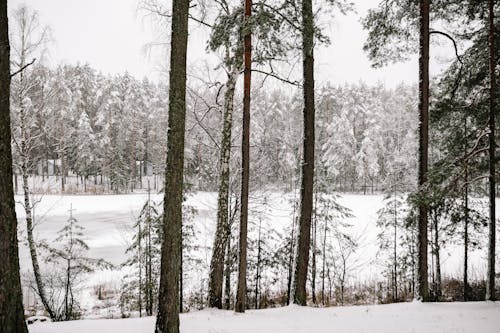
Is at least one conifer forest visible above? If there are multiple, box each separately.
[0,0,499,332]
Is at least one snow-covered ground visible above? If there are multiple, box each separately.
[16,192,500,316]
[28,302,500,333]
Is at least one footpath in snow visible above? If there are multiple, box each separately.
[29,301,500,333]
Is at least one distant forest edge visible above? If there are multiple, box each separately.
[13,64,492,196]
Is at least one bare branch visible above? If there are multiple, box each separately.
[251,69,300,87]
[10,58,36,78]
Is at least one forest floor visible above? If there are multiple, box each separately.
[28,301,500,333]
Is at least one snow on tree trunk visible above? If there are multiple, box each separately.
[209,67,238,309]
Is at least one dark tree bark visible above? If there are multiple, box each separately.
[432,212,441,300]
[311,202,317,305]
[146,181,154,316]
[0,1,28,330]
[393,187,398,302]
[286,204,297,305]
[486,0,496,302]
[416,0,430,302]
[155,0,189,331]
[463,116,469,302]
[179,232,183,314]
[235,0,252,314]
[321,207,327,305]
[293,0,315,306]
[209,68,238,309]
[254,218,262,309]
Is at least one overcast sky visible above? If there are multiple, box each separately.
[9,0,455,88]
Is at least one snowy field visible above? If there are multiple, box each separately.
[28,302,500,333]
[16,192,500,316]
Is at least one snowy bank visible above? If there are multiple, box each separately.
[29,302,500,333]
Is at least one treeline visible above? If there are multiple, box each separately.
[12,62,422,194]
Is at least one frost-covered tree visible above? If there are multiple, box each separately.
[9,4,55,319]
[43,206,112,321]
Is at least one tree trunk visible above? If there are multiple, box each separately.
[255,218,262,309]
[0,2,28,329]
[286,202,297,305]
[209,68,238,309]
[60,150,66,193]
[138,214,142,317]
[17,58,56,319]
[433,213,441,300]
[486,0,496,302]
[321,211,327,305]
[311,198,317,305]
[224,225,232,310]
[235,0,252,314]
[155,0,189,331]
[23,169,55,319]
[179,231,183,314]
[146,180,153,316]
[393,188,398,302]
[293,0,315,306]
[463,153,469,301]
[64,259,71,320]
[416,0,430,302]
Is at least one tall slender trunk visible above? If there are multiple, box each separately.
[463,148,469,301]
[433,213,441,300]
[0,2,28,329]
[18,69,55,318]
[293,0,315,306]
[209,67,238,309]
[146,180,153,316]
[224,224,232,310]
[393,187,398,302]
[155,0,189,331]
[321,210,327,305]
[138,213,142,317]
[179,232,183,314]
[64,259,71,320]
[235,0,252,313]
[255,218,262,309]
[311,197,317,305]
[286,201,297,305]
[486,0,497,302]
[60,148,65,193]
[416,0,430,302]
[23,169,55,319]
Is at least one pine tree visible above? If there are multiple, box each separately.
[486,0,496,302]
[415,0,430,302]
[235,0,253,313]
[155,0,189,331]
[293,0,315,306]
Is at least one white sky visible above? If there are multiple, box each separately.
[9,0,455,88]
